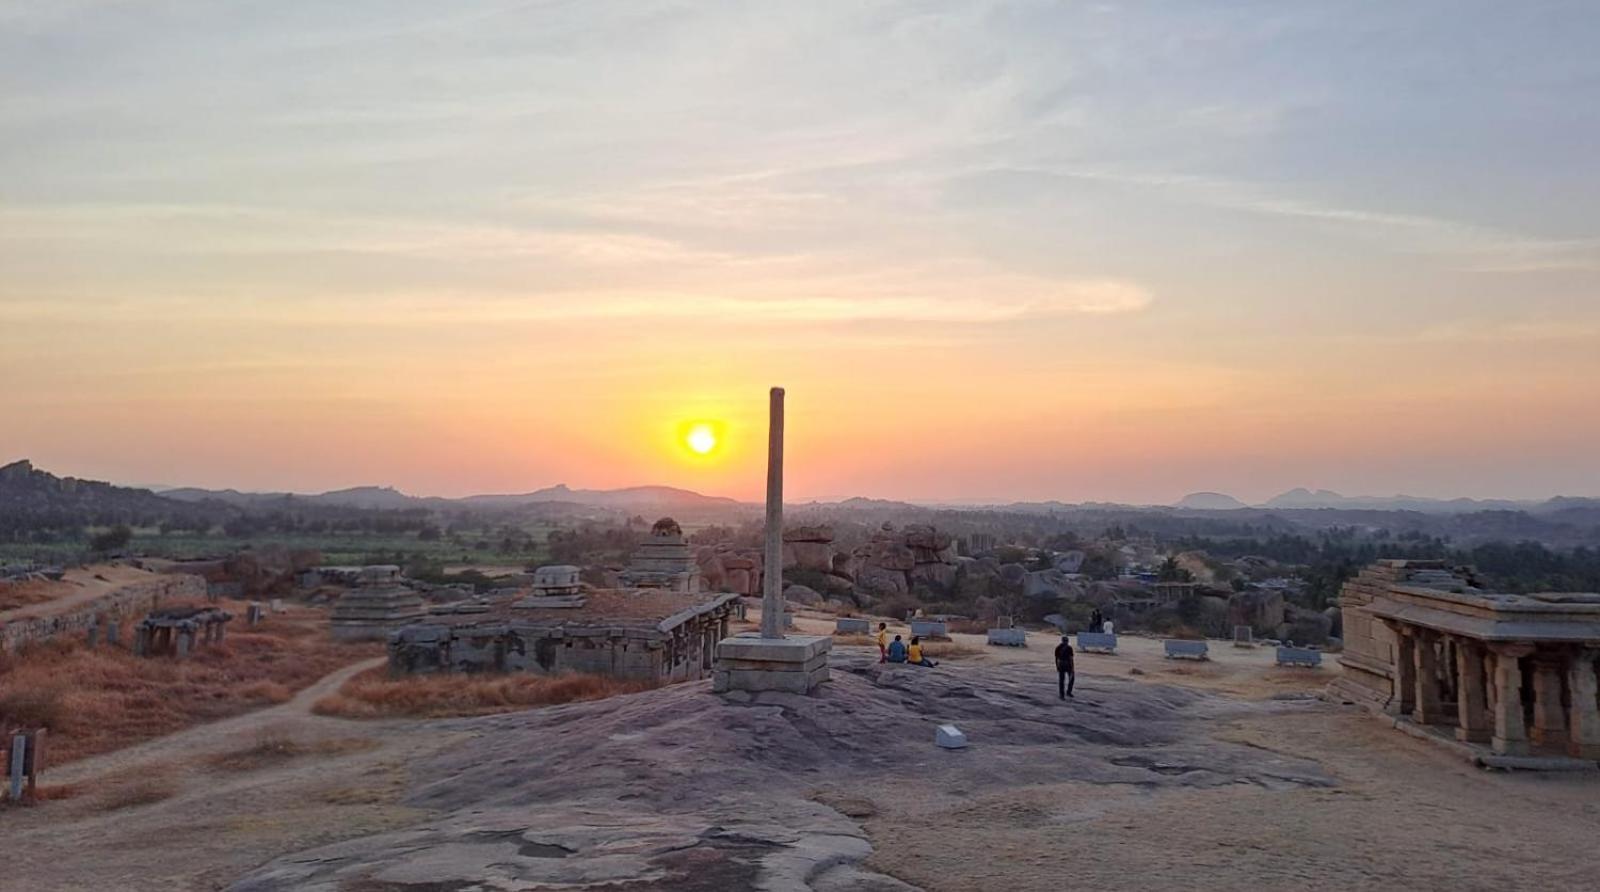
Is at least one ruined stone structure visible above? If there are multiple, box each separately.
[133,605,232,657]
[330,565,426,641]
[620,518,702,592]
[531,565,582,597]
[1334,560,1600,767]
[387,589,739,681]
[0,569,205,653]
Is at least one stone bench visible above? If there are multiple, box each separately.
[1163,639,1209,660]
[835,617,871,635]
[1276,646,1322,668]
[1077,632,1118,654]
[909,619,948,639]
[986,628,1026,647]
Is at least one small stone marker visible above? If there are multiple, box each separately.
[935,724,968,749]
[836,617,870,635]
[987,628,1026,647]
[1233,625,1254,647]
[1164,639,1209,660]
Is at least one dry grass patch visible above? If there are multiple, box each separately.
[833,634,875,647]
[95,772,181,811]
[315,667,658,719]
[0,603,383,765]
[207,726,378,773]
[922,641,983,660]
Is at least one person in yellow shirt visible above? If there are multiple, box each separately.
[876,622,889,663]
[908,636,937,668]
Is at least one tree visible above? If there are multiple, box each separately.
[90,524,133,554]
[1158,556,1192,582]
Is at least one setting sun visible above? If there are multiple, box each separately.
[685,423,718,455]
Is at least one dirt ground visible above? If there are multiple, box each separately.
[9,611,1600,891]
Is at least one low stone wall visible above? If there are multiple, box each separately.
[0,573,207,653]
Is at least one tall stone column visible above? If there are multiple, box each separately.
[1393,627,1416,716]
[760,386,786,640]
[1414,630,1443,724]
[1490,644,1534,756]
[1566,648,1600,760]
[1530,655,1567,746]
[1454,640,1490,743]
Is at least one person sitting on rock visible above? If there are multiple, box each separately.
[886,634,908,663]
[908,636,937,667]
[876,622,890,663]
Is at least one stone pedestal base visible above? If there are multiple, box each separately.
[713,635,831,694]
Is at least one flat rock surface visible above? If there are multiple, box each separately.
[233,654,1331,890]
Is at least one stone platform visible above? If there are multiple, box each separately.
[712,634,831,694]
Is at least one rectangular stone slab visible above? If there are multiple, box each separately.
[715,635,831,663]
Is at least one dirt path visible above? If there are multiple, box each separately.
[48,655,389,786]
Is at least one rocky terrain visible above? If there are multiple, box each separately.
[233,653,1331,890]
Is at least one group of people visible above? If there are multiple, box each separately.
[869,621,1079,703]
[875,622,937,667]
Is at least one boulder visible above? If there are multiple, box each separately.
[786,541,835,573]
[903,525,953,552]
[830,552,856,581]
[855,564,909,597]
[1228,589,1285,634]
[783,584,823,607]
[783,524,834,543]
[857,539,916,572]
[999,563,1028,584]
[909,561,959,591]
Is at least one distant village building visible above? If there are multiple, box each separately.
[619,518,702,592]
[1334,560,1600,767]
[330,565,426,641]
[387,589,739,682]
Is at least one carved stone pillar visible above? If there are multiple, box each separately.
[1414,629,1443,724]
[1454,640,1490,743]
[1565,648,1600,760]
[1393,626,1417,716]
[1490,644,1534,756]
[1531,655,1567,746]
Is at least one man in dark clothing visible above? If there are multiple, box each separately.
[1055,635,1075,699]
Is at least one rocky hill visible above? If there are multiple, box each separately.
[0,460,226,534]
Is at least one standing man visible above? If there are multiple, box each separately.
[1055,635,1075,700]
[876,622,890,663]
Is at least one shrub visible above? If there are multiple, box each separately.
[0,684,66,731]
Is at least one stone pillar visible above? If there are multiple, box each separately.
[760,386,786,641]
[1490,644,1534,756]
[1566,648,1600,760]
[215,620,225,643]
[1454,640,1490,743]
[1393,627,1416,716]
[86,623,100,649]
[1414,630,1443,724]
[1531,655,1567,746]
[176,629,193,659]
[132,626,148,657]
[106,619,120,647]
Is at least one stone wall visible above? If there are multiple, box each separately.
[0,573,207,652]
[388,596,736,683]
[1331,560,1449,707]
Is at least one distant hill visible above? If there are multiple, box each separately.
[1262,488,1539,513]
[1176,492,1248,510]
[461,483,742,510]
[0,459,226,529]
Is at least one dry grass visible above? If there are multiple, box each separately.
[832,634,875,646]
[0,603,383,766]
[922,641,983,660]
[206,726,377,772]
[95,773,180,811]
[0,580,71,612]
[314,667,658,720]
[946,618,989,635]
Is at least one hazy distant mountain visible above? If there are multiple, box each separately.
[0,459,224,526]
[1176,492,1249,510]
[1262,488,1538,514]
[459,483,742,510]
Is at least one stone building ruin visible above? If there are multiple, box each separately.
[330,565,426,641]
[619,518,702,592]
[1334,559,1600,768]
[133,605,232,657]
[387,589,739,682]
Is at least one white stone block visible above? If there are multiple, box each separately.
[936,724,968,749]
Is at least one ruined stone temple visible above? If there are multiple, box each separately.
[133,604,232,658]
[330,565,427,641]
[1334,559,1600,767]
[386,589,739,680]
[619,518,702,592]
[530,564,582,597]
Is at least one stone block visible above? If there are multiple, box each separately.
[1163,639,1209,660]
[1077,632,1118,654]
[909,619,948,638]
[1276,646,1322,668]
[835,618,871,635]
[936,724,968,749]
[986,628,1026,647]
[715,635,831,663]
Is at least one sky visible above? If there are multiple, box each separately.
[2,1,1598,505]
